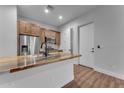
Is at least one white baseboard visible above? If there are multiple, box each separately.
[94,67,124,80]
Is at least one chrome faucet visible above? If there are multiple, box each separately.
[41,37,48,57]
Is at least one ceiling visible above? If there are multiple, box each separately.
[17,5,96,27]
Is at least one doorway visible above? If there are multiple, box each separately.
[78,22,94,68]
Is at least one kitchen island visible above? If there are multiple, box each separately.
[0,52,81,88]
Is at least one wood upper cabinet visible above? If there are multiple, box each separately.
[17,21,20,55]
[19,20,26,34]
[17,20,61,48]
[45,30,51,38]
[50,30,56,38]
[30,24,40,36]
[25,22,31,34]
[45,30,55,38]
[55,32,60,46]
[39,28,45,43]
[45,30,60,46]
[17,21,20,35]
[19,20,31,35]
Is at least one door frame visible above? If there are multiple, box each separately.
[77,21,94,66]
[70,28,74,54]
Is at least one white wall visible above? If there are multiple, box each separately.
[59,27,70,51]
[0,6,17,57]
[59,6,124,79]
[59,8,95,53]
[94,6,124,77]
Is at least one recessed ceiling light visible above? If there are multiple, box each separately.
[44,5,54,14]
[44,8,49,13]
[58,15,63,20]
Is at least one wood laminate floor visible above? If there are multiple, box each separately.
[64,65,124,88]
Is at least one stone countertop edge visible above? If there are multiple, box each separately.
[9,54,81,73]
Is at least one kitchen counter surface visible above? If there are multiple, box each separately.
[0,52,81,73]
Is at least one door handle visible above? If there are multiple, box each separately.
[90,48,94,52]
[90,50,94,52]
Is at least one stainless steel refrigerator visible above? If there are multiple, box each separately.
[19,35,41,56]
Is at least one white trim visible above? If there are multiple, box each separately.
[94,67,124,80]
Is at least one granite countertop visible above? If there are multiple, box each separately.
[0,52,81,73]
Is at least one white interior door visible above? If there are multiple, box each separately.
[79,23,94,68]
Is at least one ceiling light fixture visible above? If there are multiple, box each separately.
[58,15,63,20]
[44,8,49,13]
[44,5,54,14]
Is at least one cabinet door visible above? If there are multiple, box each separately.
[55,32,60,46]
[17,21,20,55]
[19,21,31,35]
[50,31,56,38]
[45,30,50,38]
[39,28,45,43]
[25,22,31,34]
[17,21,20,35]
[45,30,55,38]
[31,24,40,36]
[19,21,26,34]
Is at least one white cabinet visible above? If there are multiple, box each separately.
[0,58,78,88]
